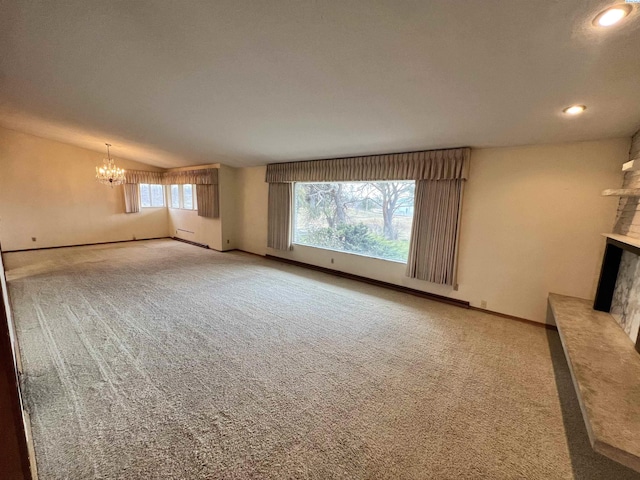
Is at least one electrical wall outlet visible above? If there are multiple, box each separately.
[31,237,36,242]
[331,258,334,264]
[480,300,487,309]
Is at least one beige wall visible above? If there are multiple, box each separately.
[167,164,238,251]
[236,138,629,323]
[458,139,627,322]
[0,127,169,251]
[236,167,269,255]
[168,208,223,250]
[219,165,239,251]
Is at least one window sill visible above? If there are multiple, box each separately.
[291,242,408,265]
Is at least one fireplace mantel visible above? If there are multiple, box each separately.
[602,233,640,251]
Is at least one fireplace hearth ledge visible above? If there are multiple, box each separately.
[548,293,640,473]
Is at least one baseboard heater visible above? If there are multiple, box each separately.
[171,237,209,249]
[264,254,470,309]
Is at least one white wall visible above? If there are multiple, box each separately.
[0,127,169,251]
[236,138,629,323]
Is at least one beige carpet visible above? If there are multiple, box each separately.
[5,239,640,479]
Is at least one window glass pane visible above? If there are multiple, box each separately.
[183,184,193,209]
[294,181,415,263]
[170,185,180,208]
[150,184,165,207]
[140,184,151,207]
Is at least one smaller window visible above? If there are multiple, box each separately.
[140,183,151,207]
[170,185,180,209]
[140,184,165,208]
[183,184,194,210]
[168,184,197,210]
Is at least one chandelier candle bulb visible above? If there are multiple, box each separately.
[96,143,126,187]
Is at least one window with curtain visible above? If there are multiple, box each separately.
[294,181,415,262]
[140,184,165,208]
[266,147,469,285]
[169,184,197,210]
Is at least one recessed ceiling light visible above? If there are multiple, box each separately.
[593,4,632,27]
[563,105,587,115]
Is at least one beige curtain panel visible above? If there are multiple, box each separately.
[406,179,464,286]
[267,183,293,250]
[163,168,218,185]
[123,184,140,213]
[196,184,219,218]
[123,170,164,185]
[265,148,469,183]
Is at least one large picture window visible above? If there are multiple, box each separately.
[294,181,415,262]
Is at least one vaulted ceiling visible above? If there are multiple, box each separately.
[1,0,639,167]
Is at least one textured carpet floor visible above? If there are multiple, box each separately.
[5,239,640,479]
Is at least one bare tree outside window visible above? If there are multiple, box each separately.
[294,181,415,262]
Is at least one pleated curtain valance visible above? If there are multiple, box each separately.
[123,170,165,185]
[123,168,219,185]
[265,148,470,183]
[163,168,218,185]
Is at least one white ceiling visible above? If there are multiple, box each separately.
[1,0,639,168]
